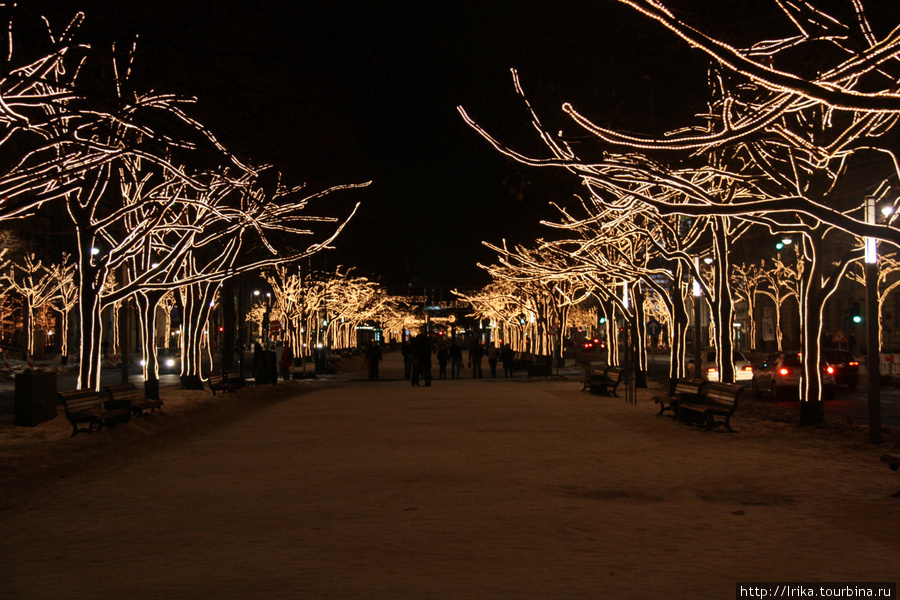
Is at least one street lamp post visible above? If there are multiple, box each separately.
[865,195,882,444]
[693,257,703,380]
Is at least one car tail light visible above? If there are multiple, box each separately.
[849,361,859,367]
[826,366,835,375]
[778,367,790,376]
[741,365,753,372]
[707,367,718,374]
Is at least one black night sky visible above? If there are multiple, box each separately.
[26,0,900,288]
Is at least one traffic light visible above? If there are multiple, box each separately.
[851,301,862,324]
[599,316,607,324]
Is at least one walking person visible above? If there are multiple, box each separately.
[365,340,382,381]
[449,339,463,379]
[501,344,515,378]
[487,343,499,378]
[469,340,484,378]
[401,338,412,380]
[411,330,433,387]
[437,344,449,379]
[252,342,263,380]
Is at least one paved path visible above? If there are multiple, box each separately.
[2,351,899,599]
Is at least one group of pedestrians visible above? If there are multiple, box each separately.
[356,335,521,382]
[396,334,517,383]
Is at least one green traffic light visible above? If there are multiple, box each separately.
[852,315,862,324]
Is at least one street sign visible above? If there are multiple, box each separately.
[832,329,848,343]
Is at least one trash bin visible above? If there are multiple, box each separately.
[314,348,328,374]
[255,350,278,385]
[15,371,58,427]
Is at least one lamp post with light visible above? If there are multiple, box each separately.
[865,195,885,444]
[692,256,703,380]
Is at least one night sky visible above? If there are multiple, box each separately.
[25,0,900,289]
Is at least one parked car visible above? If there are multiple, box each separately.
[687,349,755,382]
[821,349,860,389]
[751,351,836,400]
[140,348,181,374]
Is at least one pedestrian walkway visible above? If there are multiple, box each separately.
[2,350,898,599]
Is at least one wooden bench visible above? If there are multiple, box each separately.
[289,358,317,380]
[677,381,743,432]
[655,378,707,417]
[590,365,625,397]
[104,383,163,418]
[208,372,244,395]
[880,454,900,497]
[59,389,131,436]
[581,362,607,391]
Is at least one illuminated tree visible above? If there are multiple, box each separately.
[460,68,759,385]
[754,246,804,351]
[265,266,398,358]
[0,9,99,220]
[847,248,900,350]
[603,0,900,417]
[730,261,764,351]
[541,194,716,385]
[376,296,415,344]
[455,280,534,354]
[0,9,370,389]
[0,253,59,360]
[461,0,900,422]
[478,242,591,365]
[49,254,77,361]
[266,264,305,353]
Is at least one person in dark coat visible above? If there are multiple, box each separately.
[501,344,515,378]
[449,339,463,379]
[437,344,449,379]
[365,340,382,380]
[401,338,412,379]
[469,340,484,378]
[487,343,500,378]
[280,341,294,380]
[411,330,433,387]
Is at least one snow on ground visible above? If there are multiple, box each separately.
[1,351,899,599]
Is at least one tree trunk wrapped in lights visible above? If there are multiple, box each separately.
[756,246,804,352]
[51,254,77,362]
[179,279,219,389]
[135,289,168,380]
[730,261,764,352]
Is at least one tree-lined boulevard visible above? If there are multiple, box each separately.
[4,2,900,595]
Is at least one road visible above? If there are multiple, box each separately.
[789,385,900,428]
